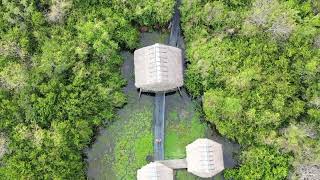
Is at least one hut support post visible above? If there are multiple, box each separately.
[138,88,142,100]
[177,87,182,97]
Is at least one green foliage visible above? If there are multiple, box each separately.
[0,121,91,179]
[107,0,175,26]
[242,0,298,40]
[225,146,292,180]
[73,0,175,26]
[73,7,139,50]
[164,96,207,180]
[176,170,204,180]
[266,123,320,168]
[0,0,174,178]
[113,109,153,179]
[0,62,27,90]
[181,0,320,178]
[165,112,206,159]
[199,34,307,144]
[312,0,320,14]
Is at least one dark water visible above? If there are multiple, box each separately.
[85,32,240,180]
[85,32,168,180]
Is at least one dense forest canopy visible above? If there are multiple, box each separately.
[0,0,174,179]
[181,0,319,179]
[0,0,319,179]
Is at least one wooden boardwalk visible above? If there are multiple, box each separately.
[153,0,181,161]
[158,159,187,169]
[154,92,165,160]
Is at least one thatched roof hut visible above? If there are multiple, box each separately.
[134,43,183,92]
[186,138,224,178]
[137,162,174,180]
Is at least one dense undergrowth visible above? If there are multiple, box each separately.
[0,0,174,179]
[181,0,320,179]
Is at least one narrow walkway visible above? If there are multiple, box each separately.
[169,0,181,47]
[158,159,187,169]
[153,0,181,161]
[154,92,165,160]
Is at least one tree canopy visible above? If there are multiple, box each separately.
[181,0,319,179]
[0,0,174,178]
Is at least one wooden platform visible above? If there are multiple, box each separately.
[158,159,187,169]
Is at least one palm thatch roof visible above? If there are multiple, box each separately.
[134,43,183,92]
[137,162,174,180]
[186,138,224,178]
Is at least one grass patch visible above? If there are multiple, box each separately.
[176,171,203,180]
[165,111,207,159]
[165,101,208,180]
[113,107,153,179]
